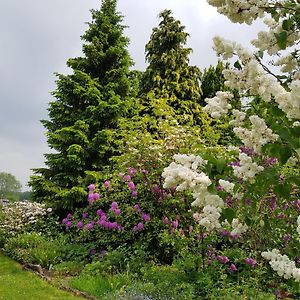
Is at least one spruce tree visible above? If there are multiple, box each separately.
[139,9,203,126]
[29,0,133,212]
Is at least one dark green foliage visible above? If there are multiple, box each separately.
[29,0,134,213]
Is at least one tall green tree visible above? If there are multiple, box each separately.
[29,0,134,212]
[0,172,21,201]
[139,9,203,126]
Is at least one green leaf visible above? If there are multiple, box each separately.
[274,182,291,199]
[221,208,236,223]
[282,19,292,31]
[234,60,242,70]
[275,31,288,50]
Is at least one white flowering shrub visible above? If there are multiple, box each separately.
[162,0,300,295]
[0,201,52,236]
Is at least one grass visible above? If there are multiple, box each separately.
[0,252,85,300]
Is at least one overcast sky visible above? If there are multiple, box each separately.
[0,0,264,191]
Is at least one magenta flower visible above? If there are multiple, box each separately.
[133,204,141,212]
[216,255,229,264]
[66,221,72,229]
[128,167,137,176]
[82,212,88,219]
[244,258,257,267]
[96,209,103,216]
[142,169,148,175]
[88,184,95,191]
[163,217,169,225]
[172,220,179,229]
[131,190,138,197]
[93,193,100,200]
[128,181,136,191]
[123,174,131,182]
[87,222,94,230]
[62,218,68,224]
[77,221,84,229]
[133,222,144,233]
[114,208,121,215]
[142,213,151,222]
[111,201,119,209]
[104,180,111,189]
[228,263,237,272]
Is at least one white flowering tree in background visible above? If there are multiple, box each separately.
[163,0,300,291]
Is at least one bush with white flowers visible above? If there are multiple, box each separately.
[162,0,300,292]
[0,201,52,236]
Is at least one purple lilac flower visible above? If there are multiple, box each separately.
[277,213,285,219]
[77,221,84,229]
[228,263,237,272]
[228,161,241,167]
[90,249,97,255]
[244,258,257,267]
[283,234,292,244]
[82,212,88,219]
[67,213,72,219]
[220,230,231,237]
[123,174,131,182]
[142,213,151,222]
[268,196,277,211]
[294,200,300,213]
[282,203,289,211]
[245,198,252,206]
[240,147,255,156]
[142,169,148,175]
[152,185,161,194]
[172,220,179,229]
[265,157,277,166]
[88,184,95,191]
[128,167,137,176]
[216,255,230,264]
[131,190,138,197]
[163,217,169,224]
[128,181,136,191]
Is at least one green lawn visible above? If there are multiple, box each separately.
[0,253,85,300]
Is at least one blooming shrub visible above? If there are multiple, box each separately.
[0,201,52,236]
[160,0,300,295]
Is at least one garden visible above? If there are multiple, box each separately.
[0,0,299,299]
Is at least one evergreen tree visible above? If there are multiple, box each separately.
[139,9,203,126]
[29,0,133,212]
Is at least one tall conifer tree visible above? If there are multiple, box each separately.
[29,0,133,212]
[139,9,202,126]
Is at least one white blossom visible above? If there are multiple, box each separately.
[203,91,233,118]
[219,179,235,194]
[233,115,279,153]
[232,153,264,182]
[262,249,300,282]
[229,109,246,126]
